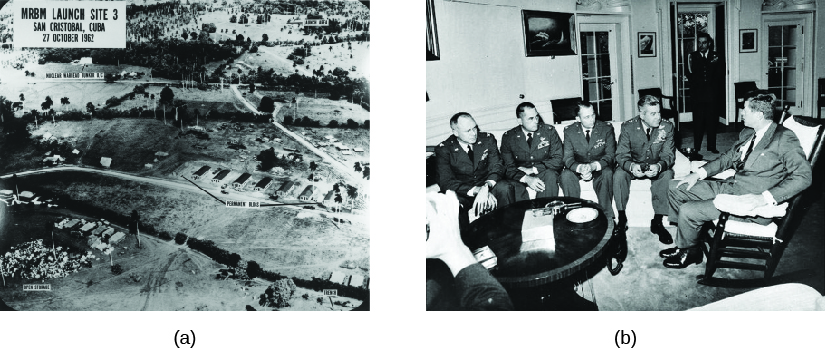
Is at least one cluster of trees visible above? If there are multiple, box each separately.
[258,278,296,308]
[282,115,368,130]
[186,237,243,267]
[255,147,298,172]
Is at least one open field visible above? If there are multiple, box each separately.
[0,81,135,114]
[265,41,370,80]
[276,95,369,124]
[27,172,369,281]
[0,208,361,311]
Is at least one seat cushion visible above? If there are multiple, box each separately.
[782,116,821,159]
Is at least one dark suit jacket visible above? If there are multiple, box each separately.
[500,123,563,180]
[435,132,503,195]
[562,120,616,171]
[688,50,724,106]
[454,263,513,310]
[616,116,675,172]
[702,123,812,203]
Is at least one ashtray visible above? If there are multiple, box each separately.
[566,207,598,223]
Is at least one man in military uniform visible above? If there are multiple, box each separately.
[688,32,724,153]
[614,95,675,244]
[435,112,517,224]
[500,102,563,200]
[559,101,616,221]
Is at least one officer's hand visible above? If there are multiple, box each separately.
[630,163,645,178]
[645,163,660,178]
[525,175,546,192]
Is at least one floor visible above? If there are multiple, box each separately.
[583,121,825,310]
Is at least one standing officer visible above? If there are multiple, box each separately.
[500,102,563,200]
[688,32,724,153]
[613,95,675,244]
[559,101,616,221]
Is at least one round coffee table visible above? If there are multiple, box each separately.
[462,197,610,289]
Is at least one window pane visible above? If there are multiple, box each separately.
[581,32,593,55]
[783,25,796,46]
[587,79,600,101]
[596,32,609,54]
[768,26,782,46]
[784,89,796,106]
[586,57,597,77]
[598,100,613,121]
[783,47,797,67]
[599,54,611,76]
[767,69,782,87]
[600,78,612,99]
[783,68,797,88]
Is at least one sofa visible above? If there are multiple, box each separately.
[426,120,692,227]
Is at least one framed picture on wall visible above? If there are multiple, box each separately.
[426,0,440,61]
[638,32,656,57]
[740,29,757,53]
[521,10,577,57]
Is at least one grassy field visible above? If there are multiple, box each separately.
[275,95,369,124]
[29,172,369,281]
[0,210,362,310]
[0,81,135,114]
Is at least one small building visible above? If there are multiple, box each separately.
[353,147,364,152]
[329,271,345,284]
[63,219,81,230]
[298,185,316,201]
[335,144,350,151]
[17,191,35,204]
[323,190,337,207]
[233,173,252,190]
[276,181,295,197]
[109,232,126,244]
[192,166,211,180]
[91,226,108,237]
[254,177,273,192]
[341,150,353,155]
[212,169,230,183]
[349,275,364,288]
[100,157,112,168]
[101,227,115,238]
[79,57,93,64]
[79,222,96,234]
[155,151,169,157]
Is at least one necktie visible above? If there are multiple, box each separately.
[741,136,755,163]
[646,128,651,141]
[467,144,474,162]
[527,133,533,148]
[585,130,591,143]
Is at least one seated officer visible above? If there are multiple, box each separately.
[500,102,563,200]
[435,112,517,225]
[613,95,675,244]
[559,101,616,221]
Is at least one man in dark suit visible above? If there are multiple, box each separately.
[426,191,513,311]
[664,90,812,268]
[688,32,724,153]
[559,100,616,221]
[435,112,516,222]
[500,102,563,200]
[614,95,676,244]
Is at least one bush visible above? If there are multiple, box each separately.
[174,233,187,245]
[259,278,297,308]
[158,232,172,241]
[111,264,123,275]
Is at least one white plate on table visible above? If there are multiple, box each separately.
[566,207,598,223]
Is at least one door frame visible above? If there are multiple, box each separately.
[578,23,620,121]
[577,14,633,122]
[761,12,814,116]
[659,0,734,127]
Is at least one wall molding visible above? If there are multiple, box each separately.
[426,100,555,146]
[576,0,631,14]
[762,0,816,13]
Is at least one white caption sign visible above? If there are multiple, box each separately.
[13,1,126,48]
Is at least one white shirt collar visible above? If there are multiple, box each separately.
[752,122,772,144]
[522,127,534,139]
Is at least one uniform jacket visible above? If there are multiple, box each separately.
[702,123,812,203]
[688,50,723,93]
[615,116,675,173]
[435,132,503,195]
[500,123,563,180]
[562,120,616,171]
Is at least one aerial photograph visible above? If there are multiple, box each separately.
[0,0,370,311]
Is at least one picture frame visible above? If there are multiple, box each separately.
[740,29,757,53]
[638,32,656,57]
[426,0,440,61]
[522,10,576,57]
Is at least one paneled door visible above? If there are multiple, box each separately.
[762,13,813,116]
[579,24,618,121]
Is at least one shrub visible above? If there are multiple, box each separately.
[174,233,187,245]
[111,264,123,275]
[158,232,172,241]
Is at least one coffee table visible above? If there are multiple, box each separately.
[462,197,611,289]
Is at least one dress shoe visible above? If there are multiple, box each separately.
[659,247,680,259]
[650,219,674,245]
[708,149,719,154]
[663,247,703,268]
